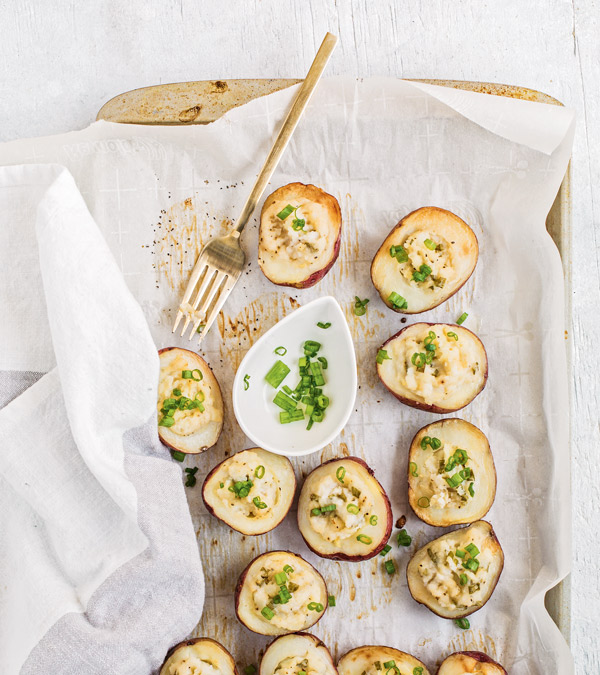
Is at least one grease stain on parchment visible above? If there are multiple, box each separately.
[443,629,498,660]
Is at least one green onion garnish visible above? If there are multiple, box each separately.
[172,388,182,397]
[261,606,274,620]
[320,504,337,512]
[387,291,408,310]
[184,467,198,487]
[158,416,175,428]
[424,238,436,250]
[307,602,323,612]
[384,559,396,575]
[317,356,328,369]
[430,437,442,449]
[254,465,265,479]
[459,573,468,586]
[413,668,423,675]
[274,346,287,356]
[409,461,419,477]
[336,466,346,483]
[353,296,370,316]
[420,436,431,450]
[390,244,409,263]
[376,349,391,365]
[276,204,295,220]
[252,496,267,509]
[383,662,396,669]
[244,666,256,675]
[455,618,470,630]
[380,544,392,556]
[283,564,294,574]
[417,496,430,508]
[328,595,336,607]
[463,557,480,572]
[456,548,466,558]
[370,515,378,526]
[292,217,305,231]
[265,360,290,388]
[311,508,321,516]
[280,409,304,424]
[181,370,192,379]
[274,572,287,585]
[457,312,468,325]
[397,529,412,547]
[465,543,480,557]
[447,331,459,341]
[468,482,475,497]
[243,374,250,390]
[356,534,372,545]
[412,264,432,283]
[171,451,186,462]
[454,448,468,464]
[273,390,298,412]
[303,340,321,354]
[317,321,331,329]
[347,503,360,515]
[445,473,464,488]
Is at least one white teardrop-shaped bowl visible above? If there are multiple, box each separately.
[232,296,357,457]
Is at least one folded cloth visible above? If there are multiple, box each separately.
[0,165,204,675]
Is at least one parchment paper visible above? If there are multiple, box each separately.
[0,78,575,674]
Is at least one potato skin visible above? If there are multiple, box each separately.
[161,638,239,675]
[376,323,488,414]
[436,651,507,674]
[259,182,342,289]
[297,457,393,562]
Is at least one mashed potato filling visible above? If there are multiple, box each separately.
[158,354,220,435]
[417,538,490,611]
[215,450,279,520]
[399,230,457,292]
[275,654,329,675]
[420,444,475,510]
[308,472,375,544]
[166,657,220,675]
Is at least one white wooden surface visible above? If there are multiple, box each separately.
[0,0,598,670]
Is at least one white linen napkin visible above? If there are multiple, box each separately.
[0,164,204,674]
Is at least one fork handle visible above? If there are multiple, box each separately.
[233,32,338,234]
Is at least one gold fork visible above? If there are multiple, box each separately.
[172,32,338,343]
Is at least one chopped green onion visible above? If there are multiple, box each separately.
[336,466,346,483]
[159,416,176,428]
[280,409,305,424]
[274,346,287,356]
[191,369,202,381]
[457,312,468,325]
[303,340,321,354]
[276,204,295,220]
[387,291,408,310]
[181,370,193,379]
[317,356,328,369]
[172,388,182,397]
[370,515,378,526]
[356,534,373,545]
[252,496,267,509]
[353,296,370,316]
[390,244,409,263]
[454,448,468,464]
[376,349,391,365]
[254,465,265,479]
[283,564,294,574]
[463,557,480,572]
[465,543,480,558]
[413,669,424,675]
[347,503,360,515]
[455,549,466,558]
[417,496,430,508]
[445,473,464,488]
[307,602,323,612]
[261,606,274,620]
[274,572,287,585]
[317,321,331,329]
[424,238,436,250]
[380,544,392,556]
[430,437,442,449]
[459,573,468,586]
[397,529,412,547]
[412,264,432,282]
[411,352,427,369]
[328,595,336,607]
[447,331,459,341]
[312,409,325,423]
[243,374,250,390]
[384,559,396,575]
[409,461,419,477]
[219,482,224,488]
[184,467,198,487]
[171,451,186,462]
[320,504,337,512]
[455,618,470,630]
[311,508,321,516]
[265,360,291,388]
[292,217,305,231]
[273,390,298,412]
[383,662,396,669]
[468,482,475,497]
[420,436,431,450]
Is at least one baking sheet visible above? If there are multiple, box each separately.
[0,77,575,673]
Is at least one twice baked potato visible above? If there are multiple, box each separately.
[235,550,328,636]
[260,633,337,675]
[202,447,296,535]
[158,347,224,454]
[376,323,488,413]
[258,182,342,288]
[338,646,430,675]
[408,419,496,527]
[371,207,478,314]
[159,638,238,675]
[297,457,392,561]
[406,521,504,619]
[436,652,507,674]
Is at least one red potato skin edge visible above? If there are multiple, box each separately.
[259,182,342,289]
[370,206,479,314]
[407,419,497,527]
[262,633,338,673]
[298,457,394,562]
[161,638,240,675]
[234,551,328,635]
[376,323,488,414]
[436,651,507,675]
[157,347,224,455]
[201,454,296,535]
[406,521,504,620]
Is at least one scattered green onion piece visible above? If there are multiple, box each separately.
[172,388,182,397]
[309,361,325,386]
[243,374,250,391]
[387,291,408,310]
[254,465,265,479]
[347,503,360,515]
[384,559,396,575]
[184,467,198,487]
[454,448,468,464]
[455,548,466,558]
[376,349,391,365]
[430,437,442,450]
[181,370,193,379]
[413,669,424,675]
[420,436,432,449]
[303,340,321,354]
[274,346,287,356]
[409,461,419,477]
[465,543,480,558]
[380,544,392,556]
[273,390,298,412]
[307,602,323,612]
[328,595,336,607]
[370,515,378,526]
[417,496,430,508]
[424,238,436,250]
[159,416,175,428]
[219,482,224,488]
[306,417,315,430]
[317,321,331,329]
[390,244,409,263]
[276,204,295,220]
[321,504,337,512]
[356,534,373,545]
[383,661,396,669]
[280,409,304,424]
[274,572,287,585]
[463,557,480,572]
[457,312,468,325]
[265,360,291,388]
[447,331,459,341]
[455,618,470,630]
[311,409,325,423]
[317,356,328,369]
[261,606,274,620]
[468,482,475,497]
[353,296,370,316]
[171,451,185,462]
[292,217,305,231]
[191,369,203,381]
[459,573,468,586]
[311,508,321,516]
[336,466,346,483]
[252,496,267,509]
[283,564,294,574]
[397,529,412,547]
